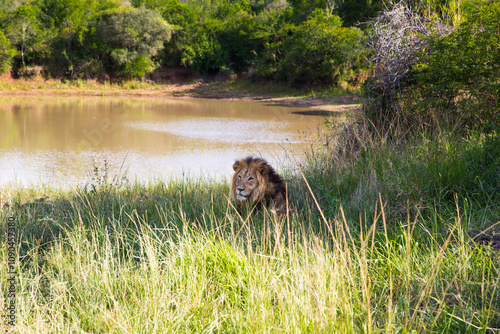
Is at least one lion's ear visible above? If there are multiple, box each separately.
[233,161,241,171]
[256,161,269,175]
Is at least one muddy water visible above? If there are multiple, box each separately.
[0,96,336,186]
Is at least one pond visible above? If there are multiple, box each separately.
[0,96,336,186]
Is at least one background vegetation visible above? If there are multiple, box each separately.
[0,0,490,85]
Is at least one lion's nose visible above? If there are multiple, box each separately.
[237,187,244,193]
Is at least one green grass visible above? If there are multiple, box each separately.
[1,120,499,333]
[0,78,169,96]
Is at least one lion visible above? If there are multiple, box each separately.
[231,156,288,215]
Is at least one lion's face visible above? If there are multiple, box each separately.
[231,156,288,215]
[231,158,268,204]
[233,166,259,202]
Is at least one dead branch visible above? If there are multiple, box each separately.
[365,1,452,115]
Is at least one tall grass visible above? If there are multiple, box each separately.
[301,115,499,229]
[1,121,499,332]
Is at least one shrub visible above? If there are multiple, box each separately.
[364,1,451,132]
[51,7,172,79]
[161,1,262,74]
[122,54,156,79]
[258,10,365,86]
[158,0,201,67]
[217,12,265,73]
[410,2,500,132]
[190,19,229,74]
[95,7,172,78]
[365,1,499,135]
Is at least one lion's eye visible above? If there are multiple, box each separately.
[237,175,241,180]
[247,177,254,182]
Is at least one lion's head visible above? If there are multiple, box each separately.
[231,156,287,214]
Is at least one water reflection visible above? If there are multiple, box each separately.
[0,96,335,186]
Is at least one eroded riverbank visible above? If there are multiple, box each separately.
[0,75,361,113]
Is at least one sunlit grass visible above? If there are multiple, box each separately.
[1,151,499,333]
[0,78,169,96]
[0,103,499,332]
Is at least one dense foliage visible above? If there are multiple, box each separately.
[411,2,500,131]
[258,9,365,86]
[0,29,15,73]
[364,1,498,134]
[1,0,494,86]
[0,0,370,84]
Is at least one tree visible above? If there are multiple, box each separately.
[39,0,120,32]
[94,7,173,78]
[148,0,261,73]
[156,0,202,67]
[6,4,51,67]
[0,30,15,73]
[258,9,365,86]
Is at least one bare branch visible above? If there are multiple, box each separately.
[365,1,452,114]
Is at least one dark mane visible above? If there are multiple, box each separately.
[232,156,288,215]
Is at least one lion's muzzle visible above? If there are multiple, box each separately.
[236,187,248,201]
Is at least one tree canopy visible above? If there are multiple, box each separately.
[0,0,496,94]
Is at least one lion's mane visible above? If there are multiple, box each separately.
[231,156,287,215]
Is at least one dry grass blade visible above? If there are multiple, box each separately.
[299,169,337,245]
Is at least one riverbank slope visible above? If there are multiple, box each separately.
[0,74,361,112]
